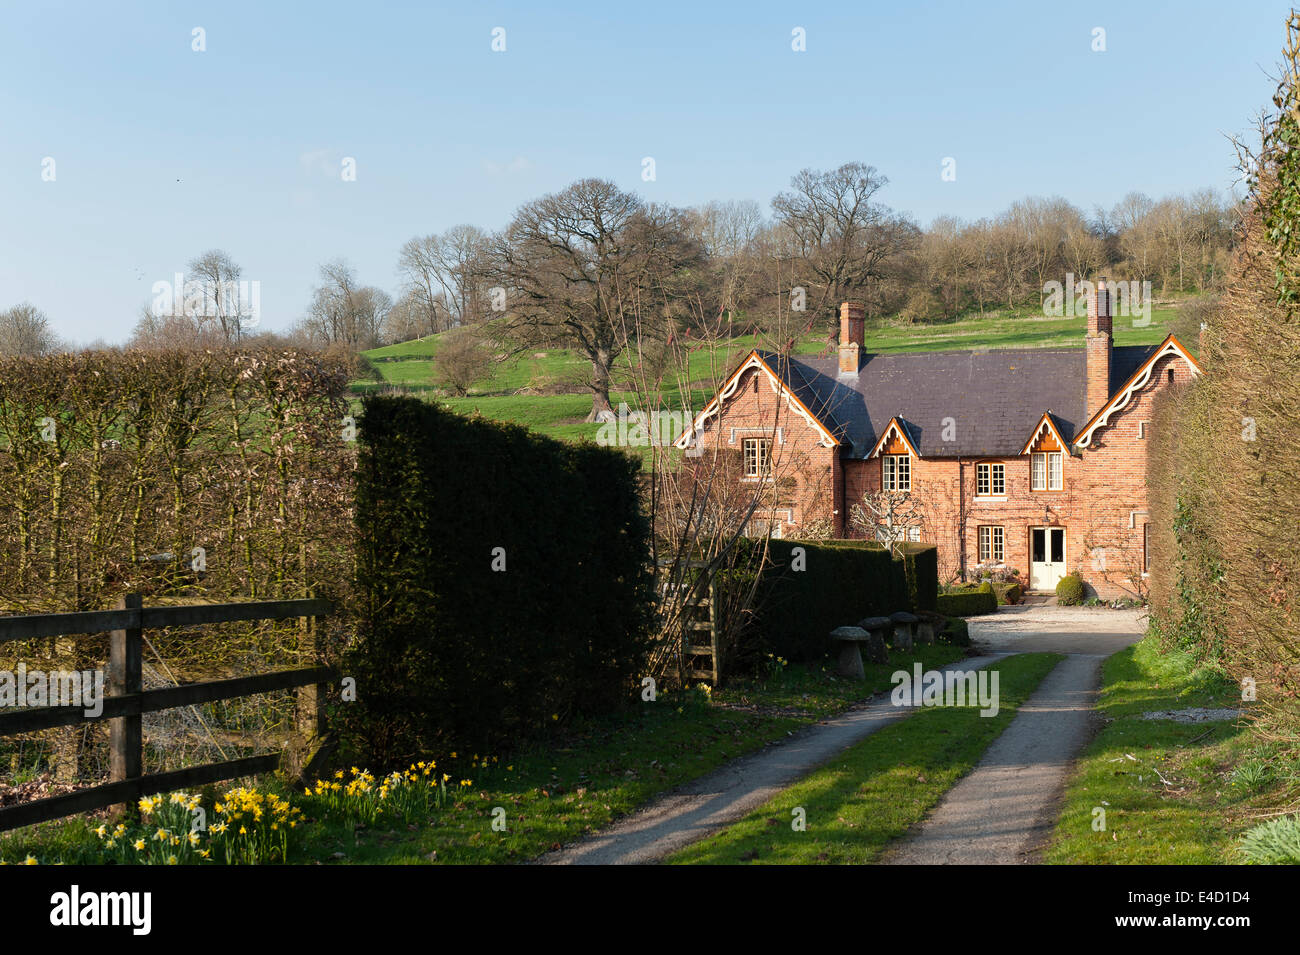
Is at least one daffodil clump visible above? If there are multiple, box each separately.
[84,786,301,866]
[93,792,209,865]
[302,761,470,826]
[211,787,302,864]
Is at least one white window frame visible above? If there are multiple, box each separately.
[978,525,1004,563]
[976,462,1005,497]
[883,453,911,492]
[1031,451,1063,491]
[743,437,772,478]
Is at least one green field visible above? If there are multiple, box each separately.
[354,304,1185,445]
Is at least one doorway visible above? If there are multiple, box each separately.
[1030,526,1067,591]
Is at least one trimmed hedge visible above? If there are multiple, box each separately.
[733,540,936,662]
[340,396,655,766]
[897,544,939,613]
[936,588,999,617]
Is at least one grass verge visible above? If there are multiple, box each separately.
[665,652,1062,865]
[0,644,965,865]
[1044,637,1298,864]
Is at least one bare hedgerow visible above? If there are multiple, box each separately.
[1149,12,1300,741]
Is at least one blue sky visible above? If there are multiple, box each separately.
[0,0,1292,343]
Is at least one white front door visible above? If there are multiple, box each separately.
[1030,527,1067,591]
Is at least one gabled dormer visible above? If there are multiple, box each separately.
[1021,412,1067,492]
[867,416,919,492]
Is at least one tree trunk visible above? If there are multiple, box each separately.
[585,350,614,422]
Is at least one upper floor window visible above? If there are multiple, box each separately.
[976,462,1006,496]
[1031,451,1063,491]
[743,437,772,478]
[883,454,910,492]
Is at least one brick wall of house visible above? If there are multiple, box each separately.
[687,344,1198,600]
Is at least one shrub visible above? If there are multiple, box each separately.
[1056,574,1085,606]
[1238,814,1300,864]
[936,589,998,617]
[433,327,493,396]
[994,582,1023,605]
[341,396,655,765]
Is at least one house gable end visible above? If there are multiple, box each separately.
[1073,335,1201,450]
[674,350,840,451]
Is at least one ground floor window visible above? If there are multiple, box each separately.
[978,525,1004,563]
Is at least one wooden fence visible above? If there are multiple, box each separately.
[0,593,334,832]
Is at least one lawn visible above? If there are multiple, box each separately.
[666,652,1063,864]
[1044,637,1297,864]
[0,644,966,865]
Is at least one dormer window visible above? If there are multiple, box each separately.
[883,454,910,492]
[1031,451,1063,491]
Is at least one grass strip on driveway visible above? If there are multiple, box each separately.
[1044,638,1292,864]
[666,652,1062,865]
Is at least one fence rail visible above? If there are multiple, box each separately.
[0,593,334,832]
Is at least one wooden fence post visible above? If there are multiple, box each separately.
[291,607,332,782]
[109,592,143,817]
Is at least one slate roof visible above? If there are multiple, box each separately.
[752,344,1156,459]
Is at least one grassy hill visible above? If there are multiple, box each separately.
[353,303,1187,446]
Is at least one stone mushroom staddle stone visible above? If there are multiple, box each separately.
[830,626,868,679]
[890,611,918,652]
[914,610,944,646]
[855,616,892,663]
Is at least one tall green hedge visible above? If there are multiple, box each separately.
[733,539,935,661]
[897,544,938,612]
[340,396,654,766]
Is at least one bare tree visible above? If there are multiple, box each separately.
[187,249,248,343]
[397,225,491,334]
[494,178,701,421]
[771,162,914,330]
[0,302,60,356]
[688,199,766,318]
[299,260,392,350]
[130,303,228,350]
[850,489,926,555]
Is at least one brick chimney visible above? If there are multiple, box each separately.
[1086,278,1112,418]
[838,301,865,375]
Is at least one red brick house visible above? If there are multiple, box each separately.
[675,286,1201,598]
